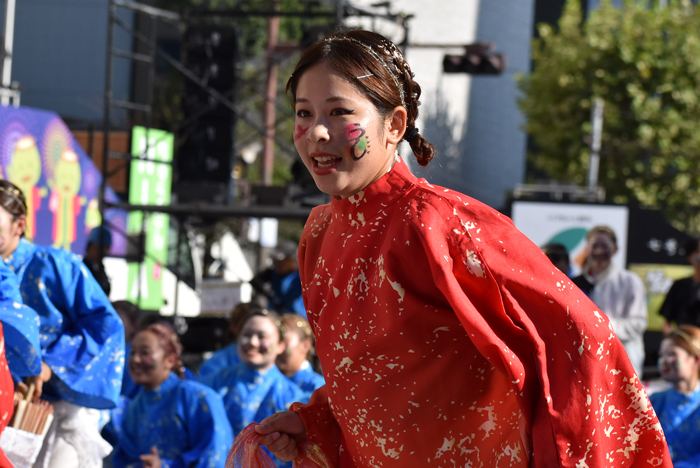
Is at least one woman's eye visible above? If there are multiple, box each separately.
[296,109,310,118]
[331,108,353,116]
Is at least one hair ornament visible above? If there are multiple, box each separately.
[356,73,374,79]
[324,36,407,108]
[0,185,27,214]
[406,126,420,139]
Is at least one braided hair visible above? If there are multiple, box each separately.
[287,28,435,167]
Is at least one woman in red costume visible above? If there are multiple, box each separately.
[255,28,671,467]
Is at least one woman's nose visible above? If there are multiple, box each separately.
[248,335,261,347]
[308,120,330,142]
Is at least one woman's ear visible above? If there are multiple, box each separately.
[385,106,407,146]
[164,353,177,371]
[13,214,27,237]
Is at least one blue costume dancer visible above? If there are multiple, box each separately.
[113,323,233,468]
[201,309,304,468]
[650,325,700,468]
[112,374,233,468]
[650,387,700,467]
[0,261,41,378]
[7,237,125,408]
[276,314,324,403]
[0,180,124,468]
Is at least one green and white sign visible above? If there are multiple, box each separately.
[127,126,174,310]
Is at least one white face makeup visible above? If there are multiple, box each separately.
[658,338,700,387]
[128,330,175,390]
[237,315,285,371]
[293,63,399,199]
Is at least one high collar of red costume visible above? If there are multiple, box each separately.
[330,155,415,225]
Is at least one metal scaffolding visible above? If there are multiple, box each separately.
[99,0,412,313]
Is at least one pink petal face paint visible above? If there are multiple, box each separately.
[345,123,368,160]
[294,124,310,142]
[143,356,156,369]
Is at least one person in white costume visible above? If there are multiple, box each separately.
[573,225,648,376]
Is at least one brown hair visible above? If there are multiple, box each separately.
[668,325,700,357]
[286,28,435,166]
[142,323,185,379]
[586,225,617,247]
[280,313,318,367]
[0,180,27,219]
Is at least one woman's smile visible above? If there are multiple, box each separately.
[310,152,343,174]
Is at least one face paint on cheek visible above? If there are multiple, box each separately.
[345,123,369,160]
[293,124,310,142]
[143,355,156,369]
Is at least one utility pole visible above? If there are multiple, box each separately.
[258,0,280,272]
[262,0,280,186]
[587,97,604,201]
[1,0,16,106]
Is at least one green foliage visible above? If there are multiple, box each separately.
[518,0,700,230]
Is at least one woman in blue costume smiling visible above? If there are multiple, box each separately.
[113,323,233,468]
[0,180,125,468]
[201,308,304,467]
[650,325,700,467]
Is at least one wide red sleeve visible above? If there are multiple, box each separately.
[294,208,345,467]
[290,386,344,467]
[414,199,670,467]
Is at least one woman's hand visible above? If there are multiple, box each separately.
[24,362,52,400]
[255,411,307,462]
[140,446,161,468]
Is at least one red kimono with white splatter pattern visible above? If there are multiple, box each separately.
[291,156,671,467]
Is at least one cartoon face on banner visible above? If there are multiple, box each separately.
[7,136,41,187]
[0,106,127,256]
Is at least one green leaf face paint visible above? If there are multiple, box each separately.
[346,123,369,160]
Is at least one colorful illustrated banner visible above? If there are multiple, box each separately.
[511,201,629,277]
[0,105,127,256]
[126,126,173,310]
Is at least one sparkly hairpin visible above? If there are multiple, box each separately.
[0,185,27,213]
[324,36,407,108]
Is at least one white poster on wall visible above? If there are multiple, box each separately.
[511,201,629,276]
